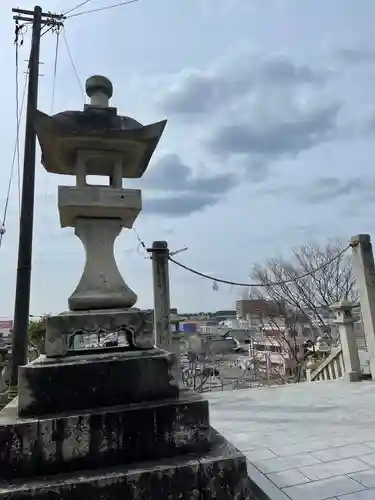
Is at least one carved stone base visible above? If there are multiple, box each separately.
[18,348,178,417]
[45,308,154,357]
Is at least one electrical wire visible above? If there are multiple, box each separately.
[15,40,21,217]
[64,0,93,16]
[132,228,150,259]
[43,27,61,198]
[41,21,62,38]
[0,46,28,250]
[65,0,139,19]
[50,28,61,113]
[168,246,351,288]
[132,227,146,250]
[61,28,85,100]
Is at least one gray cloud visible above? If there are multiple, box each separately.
[158,53,327,117]
[302,176,375,204]
[141,153,237,217]
[143,46,370,217]
[154,49,342,181]
[355,110,375,135]
[252,176,375,207]
[143,193,220,217]
[207,103,341,162]
[143,154,236,194]
[332,48,375,66]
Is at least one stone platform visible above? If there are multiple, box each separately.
[0,389,210,479]
[9,344,253,499]
[0,430,251,499]
[18,348,178,417]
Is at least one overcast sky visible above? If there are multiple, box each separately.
[1,0,375,316]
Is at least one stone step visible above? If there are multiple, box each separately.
[18,348,178,417]
[0,389,209,480]
[0,429,251,499]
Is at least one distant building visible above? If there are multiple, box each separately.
[180,321,198,335]
[223,329,253,351]
[214,310,236,317]
[0,319,12,346]
[187,332,237,356]
[236,299,285,321]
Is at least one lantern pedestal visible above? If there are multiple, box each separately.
[69,217,137,311]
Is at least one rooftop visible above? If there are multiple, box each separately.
[207,380,375,500]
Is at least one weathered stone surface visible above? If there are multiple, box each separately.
[69,217,139,310]
[58,187,142,228]
[0,390,209,479]
[45,308,154,357]
[35,106,167,178]
[18,348,178,417]
[199,428,252,499]
[0,429,252,499]
[0,456,201,499]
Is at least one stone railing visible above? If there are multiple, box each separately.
[307,299,362,383]
[306,347,344,382]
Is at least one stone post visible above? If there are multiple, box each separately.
[151,241,172,351]
[350,234,375,380]
[150,241,180,378]
[331,298,361,381]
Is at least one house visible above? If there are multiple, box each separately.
[235,299,285,321]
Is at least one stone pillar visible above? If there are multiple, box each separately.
[151,241,172,351]
[350,234,375,380]
[331,298,361,382]
[69,217,137,311]
[150,241,180,378]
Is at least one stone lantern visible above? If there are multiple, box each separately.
[0,75,251,499]
[33,75,166,356]
[35,75,166,312]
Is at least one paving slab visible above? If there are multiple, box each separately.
[207,380,375,500]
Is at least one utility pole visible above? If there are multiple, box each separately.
[8,6,64,400]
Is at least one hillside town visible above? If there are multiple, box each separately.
[0,294,368,395]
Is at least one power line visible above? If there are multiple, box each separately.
[65,0,139,19]
[132,227,150,258]
[0,44,28,250]
[168,246,351,288]
[64,0,93,16]
[61,28,85,100]
[43,28,61,198]
[50,28,61,113]
[41,21,61,38]
[15,40,21,217]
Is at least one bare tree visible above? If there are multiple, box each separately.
[251,312,305,384]
[251,240,357,338]
[242,302,297,385]
[182,349,224,392]
[28,315,49,360]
